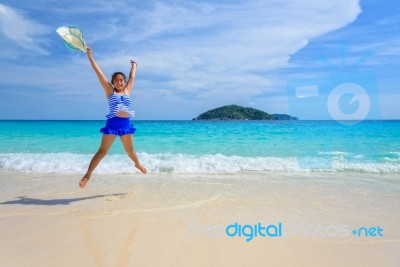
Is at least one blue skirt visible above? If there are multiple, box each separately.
[100,117,136,136]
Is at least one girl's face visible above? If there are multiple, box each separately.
[112,74,126,90]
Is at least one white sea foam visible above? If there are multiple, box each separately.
[1,152,399,174]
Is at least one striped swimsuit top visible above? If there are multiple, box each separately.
[106,89,135,119]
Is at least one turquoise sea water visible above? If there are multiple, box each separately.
[0,120,399,174]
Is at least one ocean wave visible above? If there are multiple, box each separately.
[0,152,399,174]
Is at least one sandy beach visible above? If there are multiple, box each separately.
[0,170,399,267]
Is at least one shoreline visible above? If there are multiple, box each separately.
[1,170,399,266]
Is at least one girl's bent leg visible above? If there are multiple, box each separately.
[120,134,147,174]
[79,134,117,188]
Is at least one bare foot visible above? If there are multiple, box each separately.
[135,165,147,174]
[79,176,90,188]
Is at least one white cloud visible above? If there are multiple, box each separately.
[123,1,215,43]
[113,0,362,101]
[0,3,51,57]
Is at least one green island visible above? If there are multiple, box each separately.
[193,105,298,120]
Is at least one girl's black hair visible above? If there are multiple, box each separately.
[111,72,126,83]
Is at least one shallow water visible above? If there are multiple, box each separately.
[0,120,399,174]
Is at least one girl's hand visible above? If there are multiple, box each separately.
[130,60,137,67]
[87,47,93,57]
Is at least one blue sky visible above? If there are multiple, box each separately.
[0,0,399,120]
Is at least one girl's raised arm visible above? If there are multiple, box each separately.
[124,60,137,95]
[87,48,113,97]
